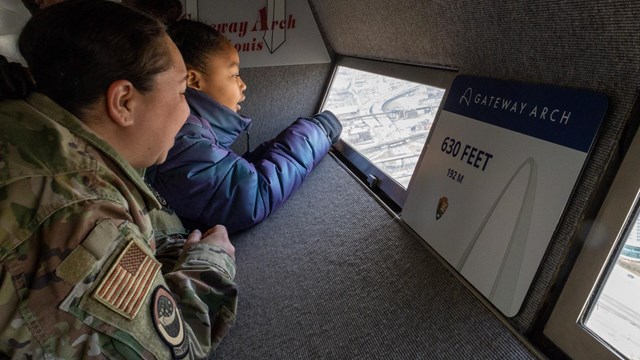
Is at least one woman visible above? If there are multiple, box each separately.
[0,1,237,358]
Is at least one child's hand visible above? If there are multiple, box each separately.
[184,226,235,258]
[313,110,343,144]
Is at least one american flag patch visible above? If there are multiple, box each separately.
[94,241,160,319]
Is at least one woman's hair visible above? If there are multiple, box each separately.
[168,19,229,74]
[121,0,183,26]
[18,0,172,118]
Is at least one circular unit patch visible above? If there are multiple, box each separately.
[152,286,189,359]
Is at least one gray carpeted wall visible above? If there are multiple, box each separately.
[237,0,640,334]
[216,157,538,359]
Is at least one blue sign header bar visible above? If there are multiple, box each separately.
[442,75,608,152]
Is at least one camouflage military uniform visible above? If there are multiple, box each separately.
[0,93,238,359]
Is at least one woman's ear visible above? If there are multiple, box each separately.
[187,70,201,90]
[106,80,136,127]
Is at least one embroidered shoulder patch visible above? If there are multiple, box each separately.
[152,286,189,359]
[93,241,160,319]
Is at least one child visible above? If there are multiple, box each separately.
[145,19,342,233]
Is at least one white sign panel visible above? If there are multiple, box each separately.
[402,75,608,316]
[196,0,330,68]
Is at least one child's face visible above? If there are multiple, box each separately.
[193,43,246,113]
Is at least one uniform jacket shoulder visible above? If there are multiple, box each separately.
[0,97,130,260]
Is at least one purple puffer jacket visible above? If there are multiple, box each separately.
[145,88,334,233]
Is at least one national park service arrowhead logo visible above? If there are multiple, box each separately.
[436,196,449,220]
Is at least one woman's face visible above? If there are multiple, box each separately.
[190,43,246,113]
[130,36,190,167]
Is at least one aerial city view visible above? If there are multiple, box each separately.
[585,217,640,359]
[322,66,445,188]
